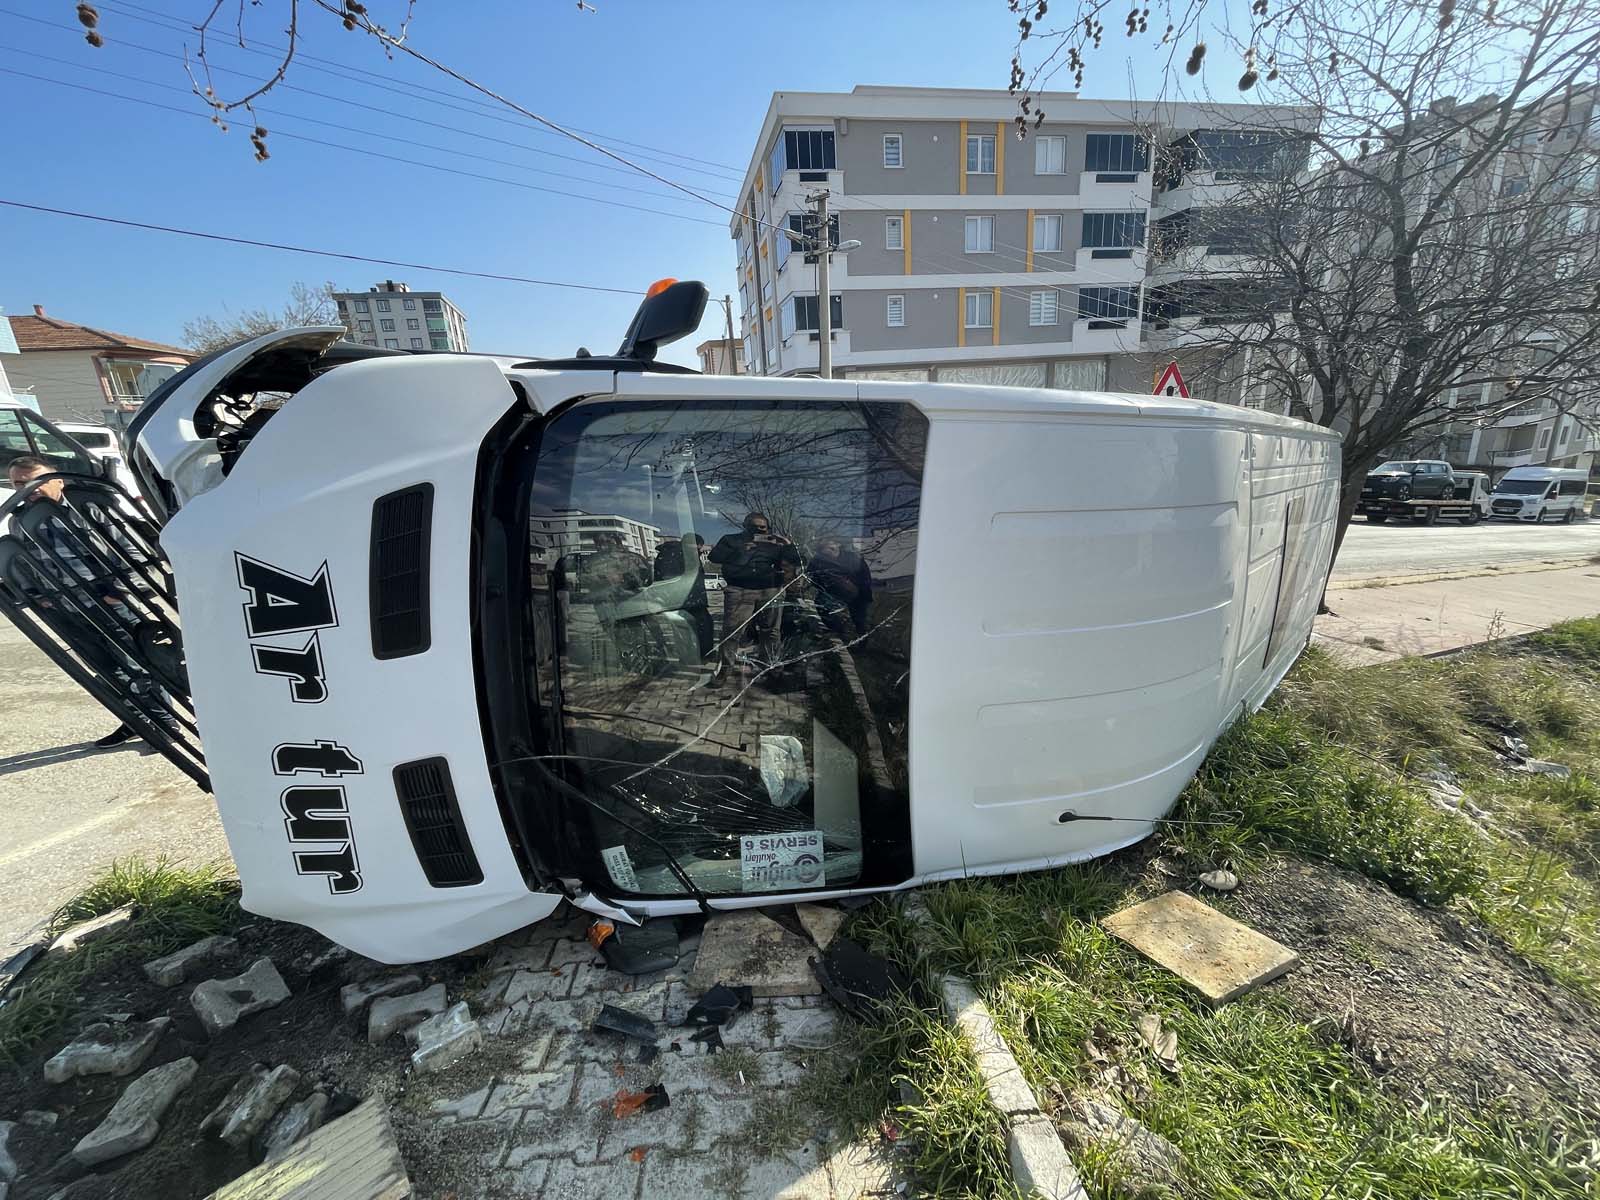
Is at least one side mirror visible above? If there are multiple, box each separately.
[616,280,709,362]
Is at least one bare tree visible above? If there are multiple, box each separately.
[1127,0,1600,562]
[182,280,339,352]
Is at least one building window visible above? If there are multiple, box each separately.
[964,215,995,253]
[354,299,369,313]
[403,298,416,310]
[773,128,836,188]
[1503,173,1530,197]
[1078,286,1140,320]
[406,318,420,330]
[411,337,424,349]
[1537,427,1551,449]
[1081,212,1146,254]
[966,134,997,174]
[336,299,348,314]
[384,337,400,348]
[376,299,391,312]
[362,337,377,346]
[883,133,903,168]
[1085,133,1148,173]
[777,213,802,269]
[786,294,844,334]
[358,320,373,332]
[964,290,993,328]
[1035,135,1067,174]
[380,319,396,332]
[430,335,450,350]
[423,299,443,314]
[885,215,904,250]
[1029,290,1059,326]
[887,295,905,327]
[1033,213,1063,252]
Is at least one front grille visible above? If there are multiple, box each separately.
[393,757,483,887]
[1492,500,1521,514]
[370,484,433,659]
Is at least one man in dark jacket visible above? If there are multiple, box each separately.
[808,535,873,637]
[655,533,713,659]
[708,512,800,675]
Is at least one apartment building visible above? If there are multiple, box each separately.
[730,86,1310,397]
[333,280,469,352]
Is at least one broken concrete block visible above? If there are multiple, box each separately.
[687,910,822,998]
[1060,1097,1182,1197]
[218,1065,300,1148]
[72,1057,197,1166]
[49,905,135,955]
[795,903,846,950]
[44,1018,169,1084]
[0,1120,15,1183]
[19,1111,57,1131]
[339,972,422,1017]
[1102,890,1299,1005]
[143,935,237,986]
[262,1089,329,1162]
[409,1002,483,1074]
[368,982,446,1044]
[200,1069,266,1137]
[191,958,290,1035]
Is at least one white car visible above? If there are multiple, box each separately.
[1,283,1341,962]
[55,421,142,497]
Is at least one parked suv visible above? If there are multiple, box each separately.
[1362,460,1456,502]
[1489,466,1589,523]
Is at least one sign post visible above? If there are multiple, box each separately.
[1153,361,1189,398]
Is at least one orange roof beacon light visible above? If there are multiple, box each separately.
[646,277,678,298]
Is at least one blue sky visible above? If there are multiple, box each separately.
[0,0,1199,366]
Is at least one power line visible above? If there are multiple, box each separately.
[93,0,750,179]
[0,199,646,296]
[0,66,725,227]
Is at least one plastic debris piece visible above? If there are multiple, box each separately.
[630,1146,648,1163]
[637,1043,659,1064]
[683,983,753,1027]
[600,920,680,975]
[810,938,910,1023]
[759,735,809,807]
[1136,1013,1180,1073]
[587,920,616,950]
[592,1004,659,1044]
[1198,870,1239,893]
[610,1084,669,1118]
[688,1025,724,1053]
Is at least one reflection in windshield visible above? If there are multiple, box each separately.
[524,399,926,899]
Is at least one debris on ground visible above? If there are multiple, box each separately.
[688,1025,724,1053]
[1135,1013,1180,1073]
[0,940,44,997]
[338,972,422,1016]
[203,1064,300,1148]
[592,1003,659,1043]
[810,937,910,1022]
[261,1088,330,1163]
[1101,890,1300,1005]
[790,1009,841,1051]
[408,1001,482,1074]
[608,1084,669,1118]
[205,1098,408,1200]
[73,1056,198,1166]
[599,919,681,975]
[1059,1096,1183,1198]
[683,983,753,1028]
[367,982,446,1044]
[1197,869,1239,893]
[795,902,847,950]
[1517,758,1572,778]
[142,935,238,987]
[688,909,821,997]
[191,958,291,1035]
[586,919,616,950]
[43,1016,169,1083]
[48,904,136,956]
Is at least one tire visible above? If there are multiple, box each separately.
[1464,506,1483,525]
[1563,506,1577,524]
[1366,513,1389,524]
[1537,509,1547,524]
[1423,506,1440,526]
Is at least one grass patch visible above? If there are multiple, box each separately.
[0,857,238,1065]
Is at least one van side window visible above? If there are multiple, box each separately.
[1560,479,1586,496]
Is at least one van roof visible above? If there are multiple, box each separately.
[1498,465,1587,476]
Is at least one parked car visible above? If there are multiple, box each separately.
[56,421,142,497]
[1489,466,1590,523]
[1361,459,1456,504]
[0,400,109,526]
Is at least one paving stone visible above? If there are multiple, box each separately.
[1101,890,1300,1005]
[503,964,575,1005]
[367,982,446,1044]
[825,1140,902,1199]
[218,1064,299,1148]
[409,1001,483,1074]
[504,1104,603,1165]
[293,942,351,973]
[429,1081,496,1122]
[72,1057,198,1167]
[688,910,822,998]
[142,935,237,986]
[569,961,672,1001]
[795,903,847,950]
[539,1153,641,1199]
[485,943,553,975]
[43,1018,169,1084]
[191,958,291,1035]
[548,936,604,968]
[0,1121,14,1183]
[595,1091,755,1162]
[339,972,422,1017]
[49,905,135,955]
[642,1142,832,1199]
[262,1089,330,1162]
[495,1155,550,1194]
[484,1064,577,1116]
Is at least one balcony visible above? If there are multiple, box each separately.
[1489,448,1538,467]
[1493,402,1552,427]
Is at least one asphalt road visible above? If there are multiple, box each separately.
[1332,515,1600,581]
[0,621,228,959]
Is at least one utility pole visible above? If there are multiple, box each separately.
[810,189,832,380]
[721,293,735,374]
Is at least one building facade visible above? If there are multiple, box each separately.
[529,509,662,564]
[695,337,747,375]
[0,305,192,426]
[333,280,469,352]
[730,86,1309,397]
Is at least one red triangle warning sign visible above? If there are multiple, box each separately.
[1153,361,1189,398]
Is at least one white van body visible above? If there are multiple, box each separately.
[1489,466,1590,523]
[7,317,1342,963]
[55,421,141,497]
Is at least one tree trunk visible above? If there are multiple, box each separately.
[1318,458,1372,614]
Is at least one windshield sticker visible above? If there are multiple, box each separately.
[235,553,338,703]
[274,740,363,895]
[601,845,639,892]
[741,831,826,891]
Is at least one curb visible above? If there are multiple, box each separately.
[903,896,1088,1200]
[1328,555,1597,591]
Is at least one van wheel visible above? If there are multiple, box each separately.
[1563,506,1577,524]
[1537,509,1547,523]
[1366,513,1389,523]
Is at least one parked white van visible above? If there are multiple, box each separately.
[1489,466,1590,523]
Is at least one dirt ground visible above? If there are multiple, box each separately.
[1228,855,1600,1112]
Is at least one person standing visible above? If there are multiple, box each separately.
[808,535,873,637]
[708,512,800,676]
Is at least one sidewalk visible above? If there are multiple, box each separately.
[1313,562,1600,665]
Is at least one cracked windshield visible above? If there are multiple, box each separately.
[526,398,926,899]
